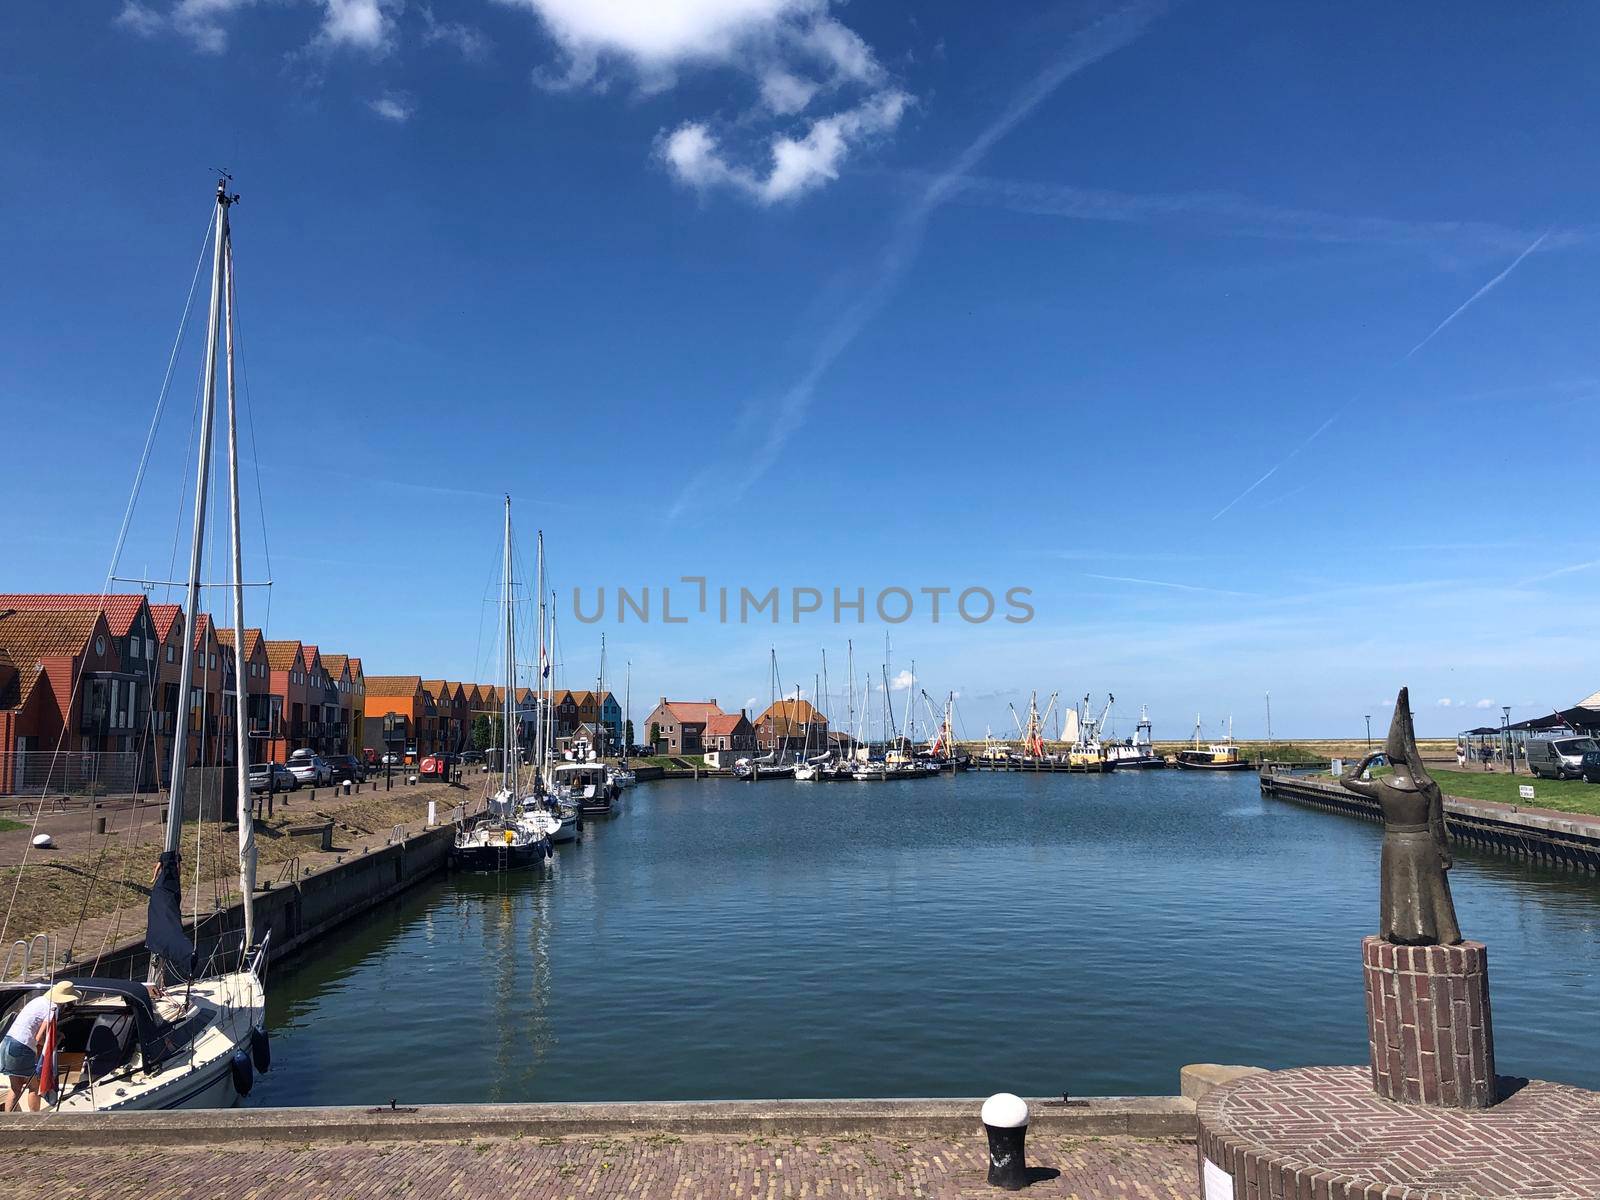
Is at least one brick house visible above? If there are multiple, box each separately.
[0,608,136,794]
[0,594,159,784]
[641,699,724,755]
[185,613,231,768]
[704,712,757,753]
[363,675,425,760]
[321,654,357,758]
[263,641,308,761]
[216,627,271,765]
[346,658,365,756]
[753,698,829,755]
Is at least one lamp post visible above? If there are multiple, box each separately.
[1503,705,1513,775]
[1365,714,1372,752]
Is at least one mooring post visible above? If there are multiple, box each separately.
[981,1093,1029,1190]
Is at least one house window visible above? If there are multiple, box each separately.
[129,636,141,659]
[146,639,155,660]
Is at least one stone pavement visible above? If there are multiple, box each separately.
[0,1132,1198,1199]
[1198,1065,1600,1198]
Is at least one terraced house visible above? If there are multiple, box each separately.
[0,607,134,794]
[362,675,427,760]
[0,593,159,785]
[216,628,271,767]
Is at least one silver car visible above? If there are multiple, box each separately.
[286,750,332,786]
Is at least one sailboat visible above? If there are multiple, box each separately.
[0,177,268,1110]
[453,498,551,869]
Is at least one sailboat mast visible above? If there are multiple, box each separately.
[221,195,255,950]
[164,179,232,857]
[845,640,854,758]
[502,496,514,795]
[534,531,545,791]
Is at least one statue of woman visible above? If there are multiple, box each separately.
[1342,688,1462,946]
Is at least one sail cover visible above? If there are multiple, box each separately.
[145,850,194,981]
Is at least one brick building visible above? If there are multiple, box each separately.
[642,699,725,756]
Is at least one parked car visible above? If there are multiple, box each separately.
[361,747,379,767]
[1526,736,1600,781]
[324,754,366,784]
[286,749,333,787]
[460,750,485,765]
[380,752,401,766]
[247,762,298,793]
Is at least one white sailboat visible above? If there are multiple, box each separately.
[519,530,580,843]
[453,498,550,869]
[0,177,268,1111]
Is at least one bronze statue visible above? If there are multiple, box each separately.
[1343,687,1462,946]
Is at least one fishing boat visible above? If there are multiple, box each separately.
[0,177,269,1110]
[1103,704,1165,768]
[1175,716,1252,771]
[454,498,550,869]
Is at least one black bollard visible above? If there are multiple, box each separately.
[981,1094,1029,1191]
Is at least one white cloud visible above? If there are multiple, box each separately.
[367,91,415,122]
[661,88,907,203]
[760,69,818,115]
[889,669,915,691]
[316,0,395,53]
[421,5,490,60]
[115,0,255,53]
[1474,698,1495,710]
[1437,698,1453,707]
[116,0,394,54]
[498,0,905,201]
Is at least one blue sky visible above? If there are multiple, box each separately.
[3,1,1597,739]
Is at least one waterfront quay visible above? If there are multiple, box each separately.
[0,1120,1196,1199]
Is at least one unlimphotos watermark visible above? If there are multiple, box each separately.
[572,578,1033,625]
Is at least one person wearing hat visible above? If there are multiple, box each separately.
[1,981,80,1112]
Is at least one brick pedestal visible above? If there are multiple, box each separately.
[1362,935,1494,1108]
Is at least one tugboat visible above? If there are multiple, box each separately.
[1175,715,1253,771]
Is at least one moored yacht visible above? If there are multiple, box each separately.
[454,497,552,869]
[0,176,272,1110]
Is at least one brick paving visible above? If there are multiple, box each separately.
[0,1132,1197,1199]
[1197,1065,1600,1198]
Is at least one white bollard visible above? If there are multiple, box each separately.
[427,800,437,828]
[981,1093,1029,1190]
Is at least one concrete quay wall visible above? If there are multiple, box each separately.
[1260,773,1600,871]
[76,820,460,980]
[0,1095,1196,1148]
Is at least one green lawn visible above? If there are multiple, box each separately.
[1424,768,1600,817]
[0,818,24,833]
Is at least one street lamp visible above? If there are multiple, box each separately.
[1503,705,1513,776]
[1364,714,1372,752]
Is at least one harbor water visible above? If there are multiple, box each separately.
[248,772,1600,1106]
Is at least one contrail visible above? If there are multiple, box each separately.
[1404,228,1550,360]
[1213,228,1553,521]
[1086,573,1253,597]
[667,1,1169,519]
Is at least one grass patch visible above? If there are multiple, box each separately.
[1326,765,1600,818]
[0,819,25,834]
[1426,768,1600,817]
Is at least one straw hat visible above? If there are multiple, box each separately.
[46,982,81,1005]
